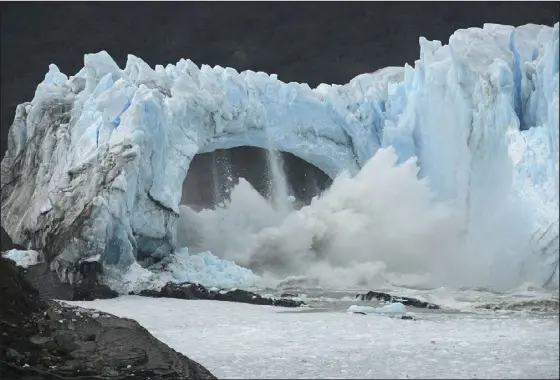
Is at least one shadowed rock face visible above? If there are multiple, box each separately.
[21,260,120,302]
[356,290,440,309]
[1,226,25,252]
[0,256,217,380]
[182,146,332,209]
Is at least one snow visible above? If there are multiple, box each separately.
[347,302,407,314]
[67,296,560,379]
[0,22,558,290]
[2,249,42,268]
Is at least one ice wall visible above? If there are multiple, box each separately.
[381,24,559,285]
[1,23,557,287]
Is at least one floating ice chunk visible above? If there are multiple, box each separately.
[2,249,43,268]
[348,302,407,314]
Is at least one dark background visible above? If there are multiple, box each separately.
[1,2,558,158]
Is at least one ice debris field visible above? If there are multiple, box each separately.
[67,296,560,379]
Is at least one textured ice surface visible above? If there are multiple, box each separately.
[103,248,260,294]
[2,249,43,268]
[0,23,558,288]
[67,296,560,379]
[347,302,406,314]
[165,249,260,288]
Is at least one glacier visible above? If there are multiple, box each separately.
[1,22,558,290]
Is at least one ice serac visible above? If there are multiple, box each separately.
[381,23,560,286]
[1,23,558,288]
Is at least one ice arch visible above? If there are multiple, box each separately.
[0,51,390,283]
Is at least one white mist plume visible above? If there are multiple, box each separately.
[177,147,538,290]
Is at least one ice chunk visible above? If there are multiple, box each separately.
[347,302,407,314]
[165,249,260,289]
[103,262,171,294]
[2,249,43,268]
[103,248,260,294]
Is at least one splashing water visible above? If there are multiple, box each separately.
[210,151,234,206]
[264,118,293,215]
[266,148,292,215]
[177,147,553,291]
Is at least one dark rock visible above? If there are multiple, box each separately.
[53,333,79,354]
[272,298,304,308]
[1,226,25,251]
[138,281,306,308]
[77,261,102,284]
[137,288,162,297]
[71,260,118,301]
[5,348,23,361]
[0,256,217,379]
[72,284,118,301]
[0,257,45,322]
[21,262,75,300]
[20,260,118,301]
[398,315,416,320]
[280,292,298,298]
[3,222,114,303]
[29,336,52,346]
[352,312,367,315]
[356,290,440,310]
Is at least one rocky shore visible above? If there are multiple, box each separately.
[0,256,216,380]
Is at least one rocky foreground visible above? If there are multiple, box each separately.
[0,256,216,380]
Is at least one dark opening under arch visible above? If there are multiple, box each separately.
[182,146,332,210]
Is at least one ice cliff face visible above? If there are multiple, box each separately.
[1,23,558,286]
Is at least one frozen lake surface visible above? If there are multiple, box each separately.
[67,288,559,379]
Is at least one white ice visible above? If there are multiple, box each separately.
[102,248,260,294]
[67,296,560,379]
[347,302,407,314]
[2,249,43,268]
